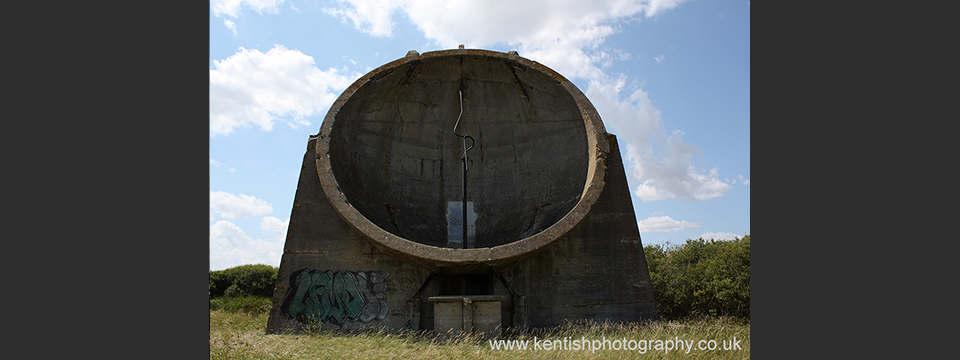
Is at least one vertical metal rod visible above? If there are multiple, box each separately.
[453,90,474,249]
[462,150,467,249]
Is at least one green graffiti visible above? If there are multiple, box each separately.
[281,269,389,326]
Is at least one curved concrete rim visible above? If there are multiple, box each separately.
[315,48,609,268]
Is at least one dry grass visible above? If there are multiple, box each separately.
[210,310,749,359]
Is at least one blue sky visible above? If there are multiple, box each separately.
[209,0,750,271]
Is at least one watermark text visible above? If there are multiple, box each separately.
[488,336,742,354]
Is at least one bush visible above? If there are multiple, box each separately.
[645,236,750,321]
[209,264,278,298]
[210,295,273,314]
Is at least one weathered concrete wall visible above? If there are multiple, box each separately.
[266,49,658,334]
[266,136,432,333]
[498,133,659,327]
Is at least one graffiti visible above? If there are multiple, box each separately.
[280,269,390,326]
[355,271,391,322]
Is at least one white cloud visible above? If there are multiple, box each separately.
[210,220,284,271]
[210,45,359,136]
[401,0,628,51]
[210,159,237,173]
[323,1,686,47]
[212,0,282,32]
[654,54,665,64]
[646,0,687,18]
[210,191,273,219]
[210,220,252,248]
[260,216,289,242]
[211,0,284,18]
[323,0,401,37]
[590,82,732,202]
[637,215,700,233]
[592,49,633,69]
[699,231,740,241]
[223,19,237,35]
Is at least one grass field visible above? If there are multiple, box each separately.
[210,297,749,359]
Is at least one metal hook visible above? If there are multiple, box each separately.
[453,90,475,170]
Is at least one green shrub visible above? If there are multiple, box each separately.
[209,264,278,298]
[645,236,750,321]
[210,295,273,314]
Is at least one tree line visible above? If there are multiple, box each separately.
[644,236,750,321]
[209,264,278,298]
